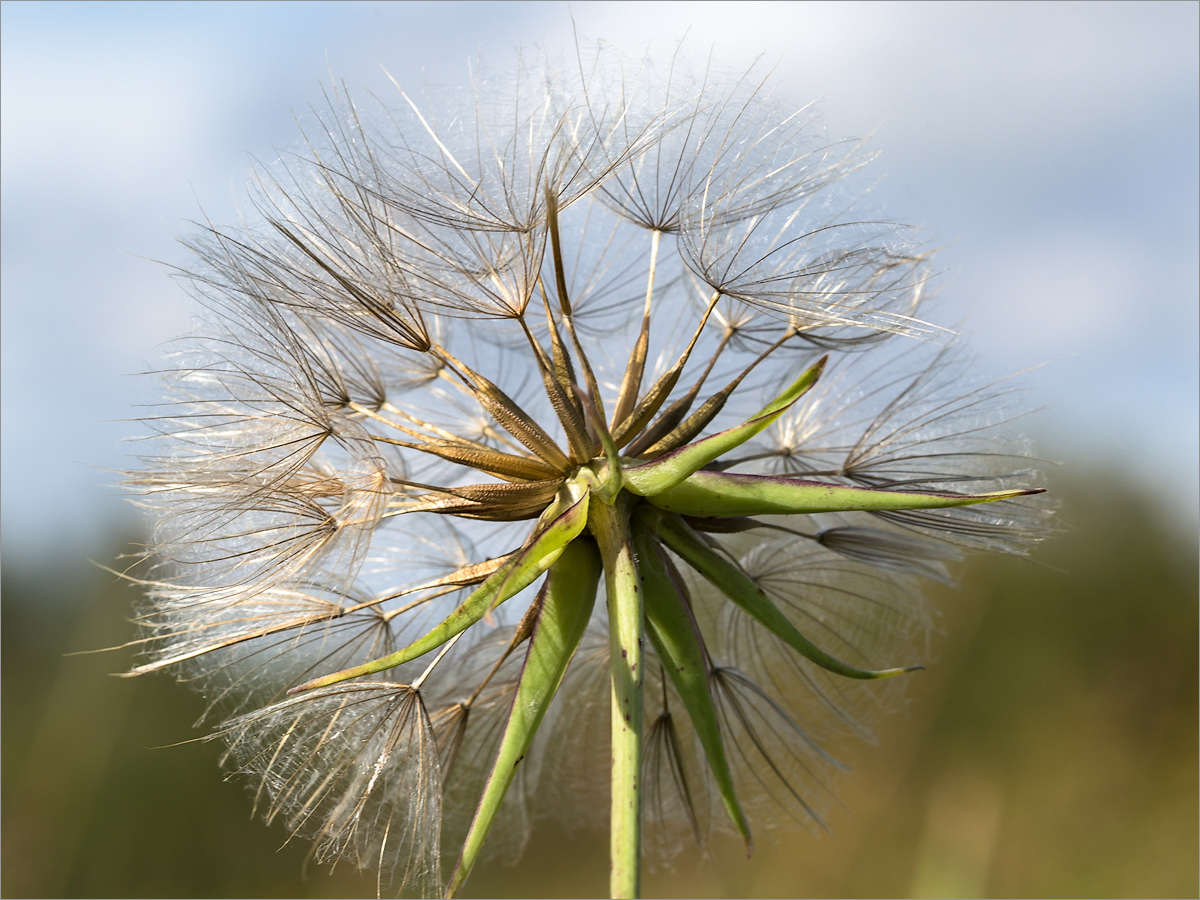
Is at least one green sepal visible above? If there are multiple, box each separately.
[446,537,601,897]
[623,357,826,497]
[290,482,591,693]
[643,508,920,680]
[647,469,1044,518]
[633,520,752,850]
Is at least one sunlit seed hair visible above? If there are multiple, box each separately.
[125,40,1050,898]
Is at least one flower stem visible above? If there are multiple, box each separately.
[588,494,643,899]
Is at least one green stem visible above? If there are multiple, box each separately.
[588,494,643,900]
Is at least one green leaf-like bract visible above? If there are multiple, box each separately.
[447,537,602,895]
[634,519,752,848]
[643,508,921,680]
[623,358,825,496]
[292,485,591,693]
[647,470,1039,518]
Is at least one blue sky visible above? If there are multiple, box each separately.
[2,0,1197,563]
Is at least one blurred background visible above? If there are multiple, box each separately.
[2,2,1196,897]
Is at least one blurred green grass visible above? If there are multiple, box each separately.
[3,470,1196,898]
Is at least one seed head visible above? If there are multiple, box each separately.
[126,43,1049,898]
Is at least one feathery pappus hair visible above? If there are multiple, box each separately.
[124,41,1050,899]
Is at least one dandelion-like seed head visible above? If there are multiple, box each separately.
[127,42,1049,899]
